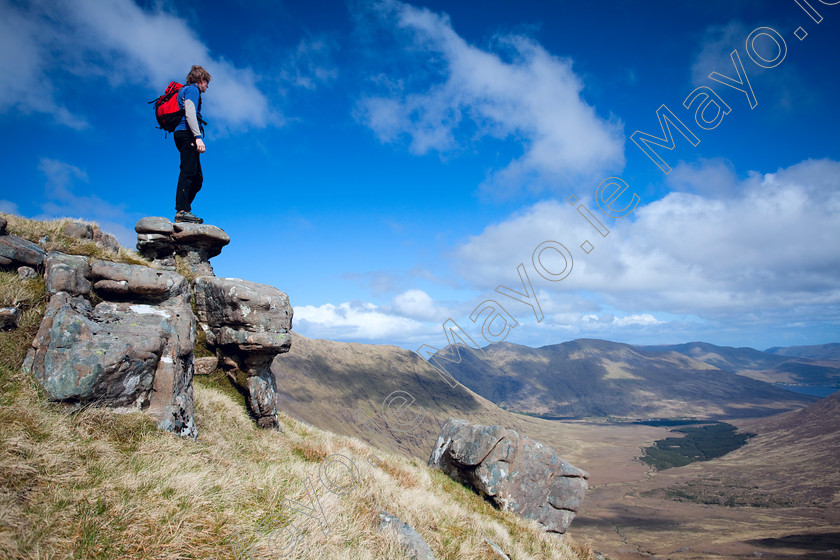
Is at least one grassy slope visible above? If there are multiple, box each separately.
[0,216,596,560]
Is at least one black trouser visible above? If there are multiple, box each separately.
[174,130,203,212]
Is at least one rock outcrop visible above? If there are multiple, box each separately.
[193,276,293,429]
[378,510,436,560]
[428,418,588,534]
[23,255,198,439]
[135,217,229,276]
[60,220,122,252]
[9,214,294,438]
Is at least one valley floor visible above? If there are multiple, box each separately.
[555,420,840,560]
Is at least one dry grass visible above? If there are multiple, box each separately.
[0,363,597,560]
[1,213,147,266]
[0,272,47,382]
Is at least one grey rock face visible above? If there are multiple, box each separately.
[61,221,93,240]
[135,217,175,235]
[0,233,46,270]
[135,217,229,276]
[193,276,292,429]
[378,510,436,560]
[90,260,190,303]
[23,258,197,439]
[428,419,589,534]
[45,252,92,296]
[0,216,7,235]
[92,229,122,252]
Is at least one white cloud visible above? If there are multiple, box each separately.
[0,1,88,128]
[356,0,624,196]
[294,300,435,344]
[0,200,20,214]
[582,313,663,328]
[690,21,815,113]
[0,0,278,130]
[452,158,840,331]
[666,158,740,198]
[281,37,339,90]
[388,289,447,322]
[690,21,751,88]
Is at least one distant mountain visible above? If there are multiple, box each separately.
[432,339,817,420]
[765,342,840,361]
[642,341,840,386]
[640,341,788,371]
[270,332,586,460]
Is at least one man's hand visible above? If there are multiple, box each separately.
[195,138,206,153]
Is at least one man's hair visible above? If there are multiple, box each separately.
[186,65,212,85]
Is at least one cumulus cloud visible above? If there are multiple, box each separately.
[388,289,448,322]
[0,0,279,130]
[356,0,624,196]
[666,158,740,198]
[294,300,436,344]
[451,158,840,335]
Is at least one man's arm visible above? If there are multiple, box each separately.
[183,88,206,153]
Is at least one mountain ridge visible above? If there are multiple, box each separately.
[430,338,821,420]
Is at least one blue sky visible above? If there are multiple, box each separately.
[1,0,839,352]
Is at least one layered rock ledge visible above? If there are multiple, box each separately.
[135,217,230,276]
[8,215,294,439]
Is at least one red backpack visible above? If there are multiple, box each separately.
[150,81,185,132]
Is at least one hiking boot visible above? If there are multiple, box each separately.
[174,211,204,224]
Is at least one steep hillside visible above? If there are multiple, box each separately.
[432,339,816,419]
[724,391,840,505]
[272,332,589,461]
[646,391,840,513]
[0,367,597,560]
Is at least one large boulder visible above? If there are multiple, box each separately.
[23,257,198,439]
[135,217,229,276]
[193,276,292,429]
[428,419,589,534]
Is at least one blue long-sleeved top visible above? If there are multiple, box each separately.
[175,83,203,139]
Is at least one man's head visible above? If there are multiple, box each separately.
[185,65,212,90]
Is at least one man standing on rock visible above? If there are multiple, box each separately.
[174,65,211,224]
